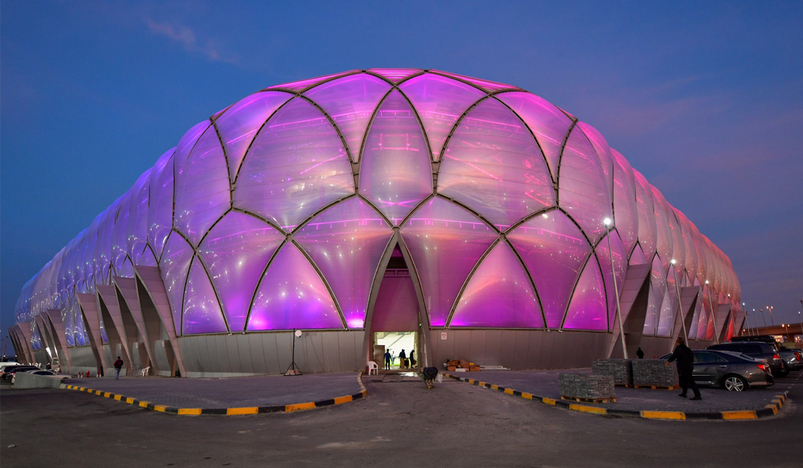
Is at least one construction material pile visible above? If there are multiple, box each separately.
[592,359,633,386]
[445,359,481,372]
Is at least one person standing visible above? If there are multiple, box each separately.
[410,349,416,367]
[384,349,391,370]
[665,338,701,400]
[113,356,124,380]
[399,349,407,369]
[636,347,644,359]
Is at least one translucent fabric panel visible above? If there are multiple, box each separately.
[657,268,680,337]
[147,150,175,259]
[677,211,697,281]
[215,91,292,182]
[563,255,607,331]
[630,243,647,265]
[496,92,574,182]
[304,74,390,162]
[266,70,358,92]
[295,198,393,329]
[135,245,158,268]
[111,195,131,274]
[651,187,673,272]
[439,98,555,228]
[368,68,423,83]
[126,169,151,259]
[175,120,210,165]
[182,257,228,335]
[507,210,591,329]
[431,70,519,92]
[74,310,87,346]
[174,125,230,246]
[558,126,611,245]
[577,122,614,197]
[118,257,135,278]
[641,257,665,337]
[633,170,657,260]
[611,150,638,255]
[248,243,344,331]
[199,211,284,333]
[688,298,702,339]
[399,74,484,161]
[64,308,75,347]
[159,232,195,335]
[401,197,497,327]
[450,241,543,328]
[234,98,355,231]
[359,91,432,224]
[595,230,627,332]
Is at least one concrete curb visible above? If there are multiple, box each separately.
[442,373,788,421]
[59,372,367,416]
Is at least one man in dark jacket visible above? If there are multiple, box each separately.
[113,356,124,380]
[665,338,701,400]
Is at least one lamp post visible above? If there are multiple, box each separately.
[603,218,627,359]
[742,303,751,336]
[798,304,803,341]
[759,308,768,328]
[704,280,720,344]
[767,306,775,326]
[752,309,760,335]
[671,259,688,343]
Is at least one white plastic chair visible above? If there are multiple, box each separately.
[141,366,151,377]
[367,361,379,375]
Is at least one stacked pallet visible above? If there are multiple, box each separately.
[592,359,633,386]
[632,359,679,388]
[445,359,481,372]
[558,373,616,402]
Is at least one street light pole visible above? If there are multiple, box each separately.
[767,306,775,326]
[752,309,760,335]
[671,259,688,343]
[704,280,720,344]
[603,218,627,359]
[759,308,768,328]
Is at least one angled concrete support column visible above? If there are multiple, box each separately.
[716,304,732,343]
[35,315,58,365]
[77,293,109,374]
[15,322,36,364]
[134,266,187,377]
[45,310,73,372]
[669,286,700,348]
[9,325,33,364]
[97,285,135,372]
[8,327,25,362]
[114,277,159,375]
[607,263,651,358]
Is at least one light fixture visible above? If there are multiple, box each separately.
[603,218,612,227]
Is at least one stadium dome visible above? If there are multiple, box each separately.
[11,69,742,377]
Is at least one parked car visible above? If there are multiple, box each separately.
[1,365,41,380]
[664,350,774,391]
[10,369,67,384]
[778,347,803,371]
[707,342,789,377]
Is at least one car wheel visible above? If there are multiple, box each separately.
[723,375,748,392]
[775,364,789,378]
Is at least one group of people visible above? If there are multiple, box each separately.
[383,348,416,370]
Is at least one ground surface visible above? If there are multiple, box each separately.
[1,372,801,467]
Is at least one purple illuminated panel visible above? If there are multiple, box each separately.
[234,98,355,231]
[137,245,158,268]
[399,74,484,161]
[657,268,679,337]
[450,241,543,328]
[507,210,591,329]
[159,232,195,334]
[248,243,343,331]
[630,243,647,265]
[127,169,151,260]
[641,256,664,336]
[651,187,673,272]
[111,194,131,275]
[182,257,228,335]
[563,255,607,331]
[266,70,358,92]
[148,150,175,258]
[595,230,626,332]
[558,126,611,245]
[295,198,393,329]
[174,125,230,246]
[633,170,657,260]
[431,70,519,92]
[577,122,614,196]
[368,68,422,83]
[497,92,573,182]
[215,91,292,182]
[199,211,284,333]
[64,309,75,347]
[439,98,555,228]
[304,74,390,162]
[401,197,497,327]
[360,91,432,224]
[611,150,639,256]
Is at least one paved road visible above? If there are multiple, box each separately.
[1,372,801,467]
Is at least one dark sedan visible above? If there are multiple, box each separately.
[662,350,774,391]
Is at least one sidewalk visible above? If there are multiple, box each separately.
[60,372,365,415]
[443,369,793,420]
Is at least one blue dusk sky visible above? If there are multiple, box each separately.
[2,1,802,346]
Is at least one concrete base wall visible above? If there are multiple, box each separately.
[177,330,364,378]
[14,373,68,389]
[67,346,99,375]
[427,329,610,370]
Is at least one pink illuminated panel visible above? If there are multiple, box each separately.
[399,74,484,161]
[182,257,228,335]
[497,92,574,182]
[266,70,358,92]
[360,91,432,224]
[368,68,423,83]
[507,210,591,329]
[633,170,657,260]
[577,122,613,194]
[159,232,195,334]
[450,241,543,328]
[651,187,673,272]
[656,267,679,337]
[563,255,607,331]
[431,70,519,92]
[558,126,611,245]
[630,243,647,265]
[439,98,555,227]
[641,256,665,336]
[611,150,638,256]
[401,198,497,327]
[215,91,292,182]
[234,98,355,231]
[295,198,393,329]
[199,211,284,333]
[247,243,343,330]
[147,149,175,258]
[305,74,391,162]
[595,230,626,332]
